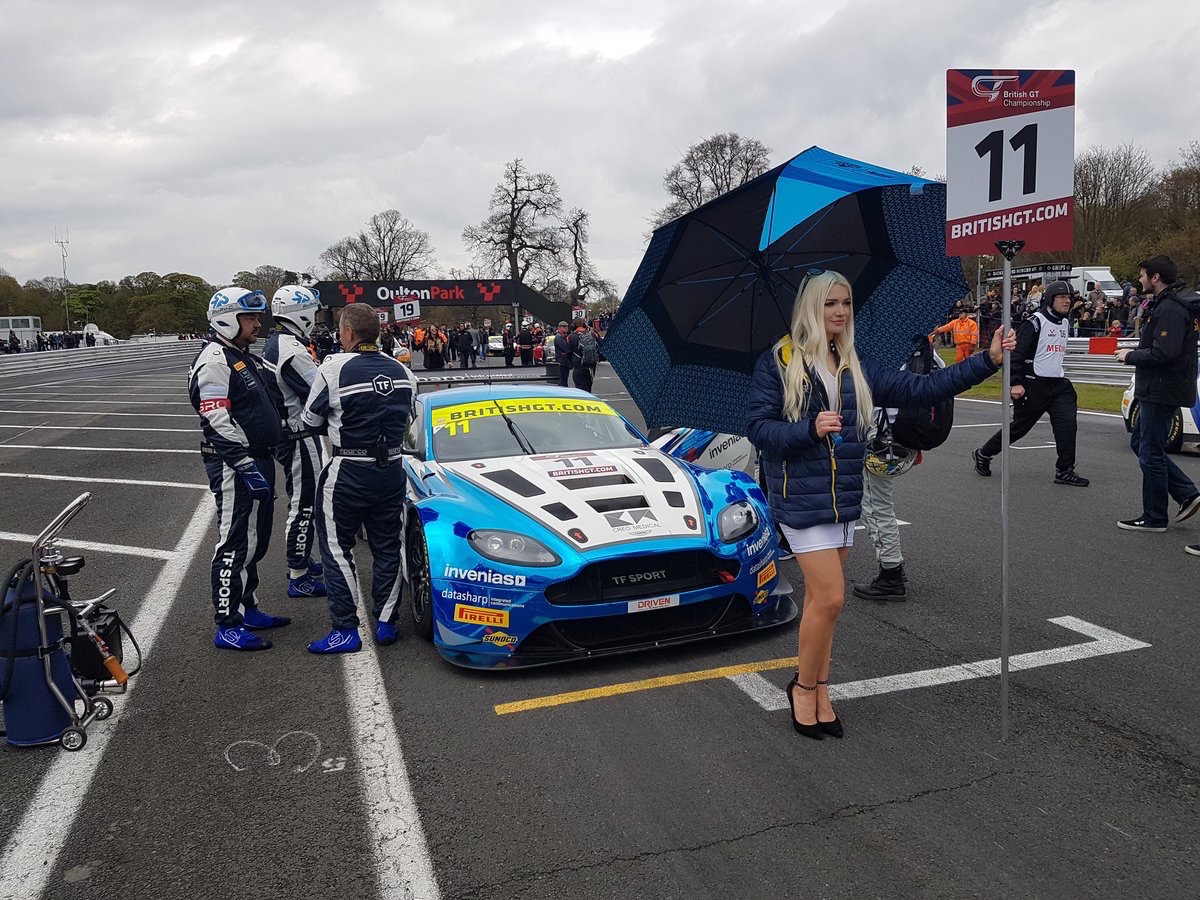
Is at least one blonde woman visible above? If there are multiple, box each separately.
[747,271,1014,740]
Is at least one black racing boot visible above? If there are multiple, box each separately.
[853,564,907,602]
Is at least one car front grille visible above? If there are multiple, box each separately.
[544,549,739,605]
[517,595,753,656]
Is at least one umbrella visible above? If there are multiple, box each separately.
[605,146,968,436]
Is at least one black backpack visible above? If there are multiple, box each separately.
[891,338,954,451]
[577,330,599,367]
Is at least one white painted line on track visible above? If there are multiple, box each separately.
[951,422,1003,428]
[0,531,177,559]
[0,444,194,453]
[8,390,182,396]
[733,617,1150,711]
[0,472,207,490]
[0,399,188,405]
[0,409,195,418]
[956,397,1124,420]
[0,423,193,433]
[0,496,213,900]
[346,576,441,899]
[1012,443,1058,450]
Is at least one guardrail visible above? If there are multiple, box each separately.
[1063,337,1137,386]
[0,340,202,380]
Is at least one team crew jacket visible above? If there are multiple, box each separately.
[301,342,417,449]
[188,333,283,464]
[263,330,320,430]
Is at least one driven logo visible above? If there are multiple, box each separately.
[971,74,1021,102]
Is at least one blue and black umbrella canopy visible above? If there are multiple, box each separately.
[605,146,967,435]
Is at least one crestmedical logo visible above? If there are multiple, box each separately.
[443,565,526,587]
[971,74,1021,102]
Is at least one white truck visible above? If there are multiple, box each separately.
[1064,266,1124,301]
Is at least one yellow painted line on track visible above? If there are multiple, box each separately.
[494,656,796,715]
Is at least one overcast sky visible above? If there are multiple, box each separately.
[1,0,1196,297]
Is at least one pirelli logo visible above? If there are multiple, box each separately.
[454,604,509,627]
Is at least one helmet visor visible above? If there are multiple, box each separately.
[237,290,268,313]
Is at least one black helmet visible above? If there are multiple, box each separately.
[1041,280,1071,321]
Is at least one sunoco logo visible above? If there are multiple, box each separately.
[482,630,518,647]
[444,565,526,587]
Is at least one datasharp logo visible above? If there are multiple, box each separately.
[443,565,527,587]
[971,74,1021,102]
[482,629,518,647]
[454,604,509,627]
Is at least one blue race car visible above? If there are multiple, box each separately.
[400,384,796,668]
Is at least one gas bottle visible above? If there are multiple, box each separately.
[0,577,77,746]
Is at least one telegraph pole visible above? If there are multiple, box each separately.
[54,226,71,332]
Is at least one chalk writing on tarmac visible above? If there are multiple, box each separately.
[222,730,347,775]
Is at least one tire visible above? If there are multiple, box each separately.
[1127,402,1184,453]
[407,523,434,641]
[60,726,87,752]
[92,697,114,720]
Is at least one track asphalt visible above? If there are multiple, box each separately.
[0,352,1196,900]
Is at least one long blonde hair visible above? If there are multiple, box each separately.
[775,271,872,433]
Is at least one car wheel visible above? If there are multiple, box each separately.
[1124,400,1136,434]
[1168,408,1184,453]
[407,522,434,641]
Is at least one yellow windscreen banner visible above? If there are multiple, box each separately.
[432,397,616,436]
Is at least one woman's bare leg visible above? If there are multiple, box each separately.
[814,546,850,720]
[791,547,847,726]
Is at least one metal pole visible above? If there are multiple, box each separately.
[995,239,1023,741]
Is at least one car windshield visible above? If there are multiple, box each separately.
[430,396,642,462]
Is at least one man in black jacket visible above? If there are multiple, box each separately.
[553,321,572,386]
[1115,255,1200,533]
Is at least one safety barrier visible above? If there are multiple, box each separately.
[0,340,202,380]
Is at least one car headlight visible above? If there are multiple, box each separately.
[468,530,560,566]
[717,501,759,543]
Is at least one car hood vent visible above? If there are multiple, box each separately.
[442,447,708,550]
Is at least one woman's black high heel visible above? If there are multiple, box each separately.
[786,675,824,740]
[815,679,843,738]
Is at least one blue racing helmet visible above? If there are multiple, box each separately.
[208,287,267,340]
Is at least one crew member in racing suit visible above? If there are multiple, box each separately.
[303,303,417,653]
[189,287,290,651]
[263,285,327,598]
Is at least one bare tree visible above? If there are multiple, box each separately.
[321,210,437,280]
[561,207,615,305]
[1072,144,1157,261]
[462,159,565,284]
[649,132,772,230]
[1155,141,1200,232]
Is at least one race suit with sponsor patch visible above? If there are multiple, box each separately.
[264,329,324,573]
[189,333,283,626]
[302,342,417,630]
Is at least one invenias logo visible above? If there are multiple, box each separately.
[443,565,526,587]
[971,74,1021,102]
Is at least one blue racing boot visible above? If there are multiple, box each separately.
[287,573,327,598]
[307,628,361,654]
[307,560,324,578]
[375,621,399,646]
[242,608,292,630]
[213,626,272,651]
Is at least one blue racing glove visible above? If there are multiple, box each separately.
[235,460,272,500]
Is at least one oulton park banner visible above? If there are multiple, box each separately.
[311,279,571,325]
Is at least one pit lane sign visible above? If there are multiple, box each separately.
[946,69,1075,254]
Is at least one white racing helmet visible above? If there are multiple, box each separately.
[208,287,267,340]
[864,436,917,478]
[271,285,322,338]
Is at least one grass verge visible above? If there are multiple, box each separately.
[934,347,1124,414]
